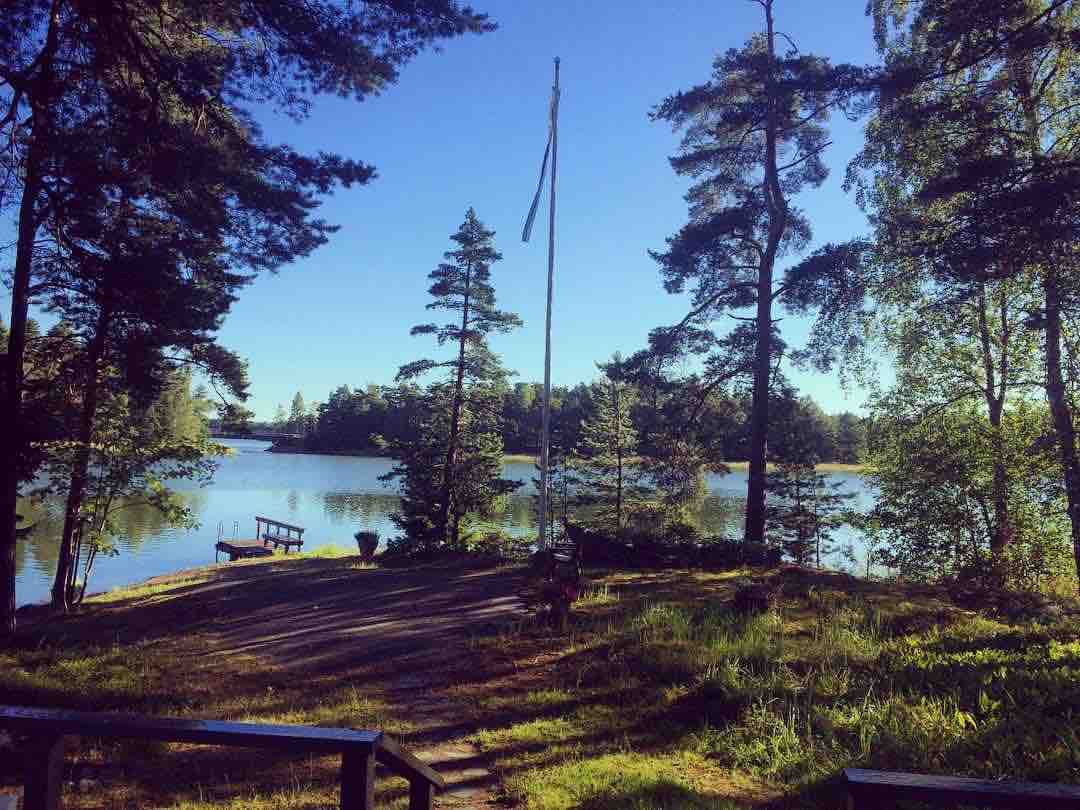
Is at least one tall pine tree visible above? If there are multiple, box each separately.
[646,0,868,545]
[397,209,522,548]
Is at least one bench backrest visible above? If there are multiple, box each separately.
[844,768,1080,809]
[1,705,443,810]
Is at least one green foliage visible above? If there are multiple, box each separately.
[639,2,870,543]
[864,398,1073,588]
[289,392,307,435]
[297,376,866,464]
[766,460,855,567]
[397,208,522,383]
[391,209,523,550]
[1,0,495,633]
[382,382,520,555]
[219,403,256,435]
[573,370,650,533]
[853,0,1080,587]
[36,372,222,604]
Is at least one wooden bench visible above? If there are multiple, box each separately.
[844,768,1080,808]
[0,705,444,810]
[256,515,305,552]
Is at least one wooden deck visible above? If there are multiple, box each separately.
[215,540,275,561]
[216,516,306,562]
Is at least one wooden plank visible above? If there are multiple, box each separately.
[375,736,446,790]
[262,534,303,547]
[22,735,63,810]
[844,769,1080,808]
[341,748,375,810]
[216,541,274,559]
[254,516,306,533]
[409,779,435,810]
[0,706,381,754]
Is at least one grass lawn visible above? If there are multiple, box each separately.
[1,555,1077,808]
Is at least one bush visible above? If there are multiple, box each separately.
[467,529,532,561]
[354,530,379,559]
[566,522,631,566]
[698,537,783,570]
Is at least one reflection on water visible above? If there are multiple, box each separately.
[15,439,874,607]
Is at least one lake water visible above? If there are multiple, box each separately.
[14,439,876,607]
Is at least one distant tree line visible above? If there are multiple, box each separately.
[264,381,867,465]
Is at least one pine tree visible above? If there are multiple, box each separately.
[0,0,494,636]
[290,392,307,435]
[273,405,289,433]
[766,460,853,567]
[574,370,648,533]
[645,0,868,546]
[397,209,522,548]
[384,382,518,554]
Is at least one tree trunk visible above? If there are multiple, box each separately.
[975,286,1010,583]
[0,161,40,634]
[1011,52,1080,588]
[440,262,472,549]
[615,383,624,530]
[1044,267,1080,589]
[0,0,62,635]
[51,307,110,612]
[744,0,785,546]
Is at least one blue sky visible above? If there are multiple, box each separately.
[6,1,885,420]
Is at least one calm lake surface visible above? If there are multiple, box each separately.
[14,438,876,607]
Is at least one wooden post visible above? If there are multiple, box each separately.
[409,777,435,810]
[340,748,375,810]
[22,735,63,810]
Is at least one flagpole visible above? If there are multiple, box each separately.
[538,57,560,551]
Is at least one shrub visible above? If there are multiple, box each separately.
[468,529,532,561]
[566,522,631,567]
[699,537,783,570]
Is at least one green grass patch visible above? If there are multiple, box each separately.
[468,569,1080,807]
[5,561,1079,809]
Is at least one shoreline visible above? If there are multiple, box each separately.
[262,444,867,473]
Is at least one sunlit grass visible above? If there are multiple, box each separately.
[5,559,1079,809]
[88,573,212,604]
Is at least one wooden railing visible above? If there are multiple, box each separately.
[0,705,445,810]
[844,768,1080,808]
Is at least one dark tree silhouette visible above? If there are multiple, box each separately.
[0,0,493,634]
[646,0,867,544]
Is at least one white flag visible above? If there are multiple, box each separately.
[522,88,560,243]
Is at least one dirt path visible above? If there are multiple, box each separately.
[35,558,534,807]
[197,561,529,671]
[192,559,530,806]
